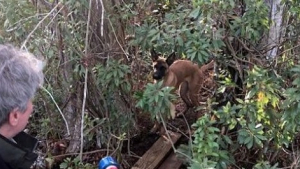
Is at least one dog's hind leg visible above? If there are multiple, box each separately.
[177,81,193,117]
[189,80,201,107]
[179,81,193,107]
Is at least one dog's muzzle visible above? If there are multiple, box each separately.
[153,73,163,80]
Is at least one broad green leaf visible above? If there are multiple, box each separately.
[189,7,201,20]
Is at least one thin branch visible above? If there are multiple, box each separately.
[158,112,193,161]
[41,86,70,135]
[45,6,65,29]
[79,0,92,162]
[99,0,105,37]
[158,112,176,150]
[181,111,193,149]
[21,2,61,49]
[52,149,112,159]
[6,13,48,32]
[107,18,130,61]
[235,37,255,53]
[224,37,245,80]
[37,0,52,9]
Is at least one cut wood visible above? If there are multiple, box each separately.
[132,132,181,169]
[157,151,183,169]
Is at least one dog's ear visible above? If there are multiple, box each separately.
[166,52,176,66]
[150,48,159,61]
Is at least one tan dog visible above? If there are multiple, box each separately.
[150,49,214,133]
[151,49,214,109]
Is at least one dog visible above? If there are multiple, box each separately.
[150,49,215,133]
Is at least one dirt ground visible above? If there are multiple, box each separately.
[121,103,200,169]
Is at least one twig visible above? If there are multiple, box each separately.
[167,122,190,139]
[158,113,176,150]
[6,13,47,32]
[99,0,105,37]
[181,111,193,150]
[52,149,112,158]
[45,6,65,29]
[235,37,255,52]
[40,86,70,135]
[158,112,193,161]
[21,2,61,49]
[224,38,245,80]
[107,18,130,61]
[79,0,92,162]
[224,37,256,66]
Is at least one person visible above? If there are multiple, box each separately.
[0,44,45,169]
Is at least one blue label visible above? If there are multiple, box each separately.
[98,156,119,169]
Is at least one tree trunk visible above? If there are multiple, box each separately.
[266,0,284,59]
[65,83,83,153]
[56,12,83,153]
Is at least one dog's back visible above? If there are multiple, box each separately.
[150,49,215,107]
[167,60,200,89]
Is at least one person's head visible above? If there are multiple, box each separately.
[0,44,44,138]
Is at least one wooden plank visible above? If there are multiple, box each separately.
[132,132,182,169]
[157,151,183,169]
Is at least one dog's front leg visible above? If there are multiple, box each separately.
[150,120,161,133]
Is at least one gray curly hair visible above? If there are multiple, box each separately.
[0,44,44,126]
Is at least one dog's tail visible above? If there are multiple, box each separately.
[200,60,215,73]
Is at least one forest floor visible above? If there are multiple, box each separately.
[122,102,197,168]
[120,67,217,169]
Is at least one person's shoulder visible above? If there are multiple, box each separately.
[0,155,12,169]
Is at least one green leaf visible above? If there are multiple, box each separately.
[255,134,267,141]
[60,162,68,169]
[222,135,233,144]
[190,51,197,61]
[176,35,184,46]
[246,137,254,149]
[200,50,209,57]
[245,89,256,100]
[254,136,263,148]
[238,129,248,136]
[189,7,201,20]
[244,135,252,144]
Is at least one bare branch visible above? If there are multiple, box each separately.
[79,0,92,162]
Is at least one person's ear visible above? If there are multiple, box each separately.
[8,109,19,126]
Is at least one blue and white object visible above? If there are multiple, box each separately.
[98,156,120,169]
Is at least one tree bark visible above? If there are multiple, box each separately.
[266,0,284,59]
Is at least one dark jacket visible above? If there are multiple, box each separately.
[0,155,12,169]
[0,132,38,169]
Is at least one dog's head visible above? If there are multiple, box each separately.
[150,49,176,80]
